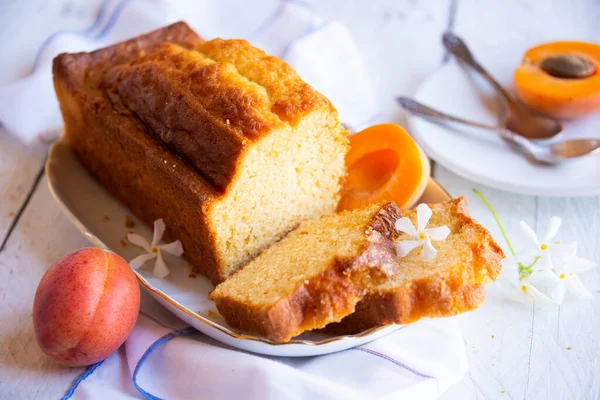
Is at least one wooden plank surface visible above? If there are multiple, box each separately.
[0,0,598,399]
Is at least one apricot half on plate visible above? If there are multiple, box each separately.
[338,123,430,211]
[514,41,600,119]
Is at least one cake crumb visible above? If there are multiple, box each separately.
[189,272,197,278]
[208,310,218,319]
[103,215,110,221]
[491,335,495,339]
[125,216,135,228]
[501,390,506,394]
[7,211,14,217]
[596,289,600,293]
[567,347,572,350]
[120,239,127,247]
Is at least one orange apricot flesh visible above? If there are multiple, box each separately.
[514,41,600,119]
[338,123,430,211]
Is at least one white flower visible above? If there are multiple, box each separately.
[496,252,562,307]
[519,217,567,270]
[127,219,184,278]
[497,217,595,305]
[552,242,596,300]
[395,203,450,262]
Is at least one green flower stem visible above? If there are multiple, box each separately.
[472,189,516,255]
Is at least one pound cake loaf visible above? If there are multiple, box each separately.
[210,202,401,342]
[53,22,349,284]
[326,197,504,334]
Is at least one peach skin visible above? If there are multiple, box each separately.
[33,248,140,367]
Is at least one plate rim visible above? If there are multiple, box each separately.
[45,139,450,347]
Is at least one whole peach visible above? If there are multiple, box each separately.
[33,248,140,367]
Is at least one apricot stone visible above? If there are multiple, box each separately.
[33,248,140,367]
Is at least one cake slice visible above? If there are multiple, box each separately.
[210,202,402,342]
[325,197,504,334]
[53,22,348,284]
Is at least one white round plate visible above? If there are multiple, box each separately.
[46,140,450,357]
[409,44,600,197]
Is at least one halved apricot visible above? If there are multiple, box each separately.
[514,41,600,119]
[338,123,430,211]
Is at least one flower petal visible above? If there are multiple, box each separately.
[129,253,156,269]
[527,284,560,308]
[548,281,566,304]
[153,252,170,279]
[127,233,151,252]
[536,253,555,272]
[520,221,540,248]
[395,217,417,237]
[500,260,521,285]
[425,226,450,241]
[527,268,560,283]
[397,240,422,257]
[565,275,593,299]
[567,257,596,274]
[548,242,577,264]
[152,218,166,247]
[160,240,184,256]
[515,248,542,263]
[542,216,562,244]
[416,204,432,233]
[421,235,437,262]
[496,274,530,303]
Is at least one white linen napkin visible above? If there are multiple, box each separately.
[2,0,468,397]
[67,293,467,400]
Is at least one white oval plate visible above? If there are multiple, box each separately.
[409,44,600,197]
[46,139,450,356]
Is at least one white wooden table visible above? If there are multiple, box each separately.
[0,0,598,399]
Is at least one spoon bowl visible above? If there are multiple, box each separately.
[442,32,564,140]
[503,103,563,140]
[551,139,600,159]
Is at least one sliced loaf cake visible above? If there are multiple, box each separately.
[325,197,504,334]
[210,202,401,342]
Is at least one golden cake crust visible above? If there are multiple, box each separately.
[210,203,402,342]
[53,22,226,282]
[102,36,335,189]
[325,197,504,334]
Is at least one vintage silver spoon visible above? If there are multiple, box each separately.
[442,32,563,140]
[397,97,600,164]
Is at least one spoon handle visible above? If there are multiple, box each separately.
[398,97,501,131]
[396,97,529,146]
[442,32,517,105]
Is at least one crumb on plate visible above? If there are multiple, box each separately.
[125,215,135,228]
